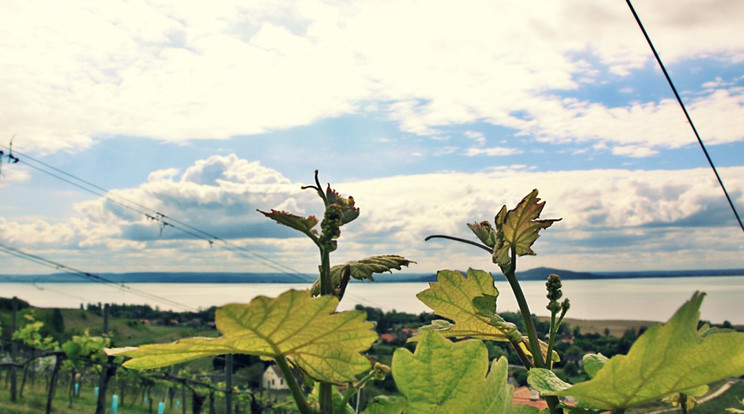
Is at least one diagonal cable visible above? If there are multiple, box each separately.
[0,242,198,311]
[626,0,744,233]
[1,146,315,282]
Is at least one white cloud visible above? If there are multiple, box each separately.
[520,88,744,151]
[2,152,743,274]
[611,145,659,158]
[464,131,487,145]
[433,146,458,156]
[2,0,742,155]
[0,167,31,184]
[464,146,522,156]
[339,166,744,272]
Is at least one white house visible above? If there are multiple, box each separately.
[262,365,289,391]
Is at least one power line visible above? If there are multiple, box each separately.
[1,145,315,283]
[1,145,391,308]
[626,0,744,233]
[0,274,95,303]
[0,242,198,311]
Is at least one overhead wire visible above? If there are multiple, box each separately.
[0,147,388,308]
[30,282,93,304]
[0,242,198,311]
[2,145,315,283]
[1,273,104,304]
[626,0,744,233]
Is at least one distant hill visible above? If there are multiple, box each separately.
[0,272,317,284]
[514,267,596,280]
[515,267,744,280]
[1,268,742,283]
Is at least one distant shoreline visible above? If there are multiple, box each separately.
[1,266,743,283]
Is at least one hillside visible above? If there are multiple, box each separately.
[1,267,742,284]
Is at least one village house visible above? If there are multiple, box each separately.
[262,364,289,391]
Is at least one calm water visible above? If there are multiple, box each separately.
[1,276,743,323]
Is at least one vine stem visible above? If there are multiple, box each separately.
[503,247,544,368]
[546,311,557,369]
[508,338,533,370]
[319,247,333,412]
[275,356,312,414]
[320,247,332,297]
[340,370,375,408]
[425,235,492,253]
[505,246,562,414]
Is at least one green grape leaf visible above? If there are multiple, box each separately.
[257,209,319,240]
[527,368,571,394]
[62,341,83,359]
[107,289,376,384]
[311,255,415,296]
[493,189,560,270]
[415,269,509,342]
[361,396,408,414]
[538,292,744,410]
[416,319,455,333]
[392,332,539,413]
[582,354,608,379]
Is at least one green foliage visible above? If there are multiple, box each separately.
[529,292,744,411]
[108,289,377,384]
[12,313,58,350]
[468,189,560,271]
[307,384,356,414]
[414,268,553,363]
[86,181,744,414]
[415,268,510,342]
[379,332,538,413]
[62,329,108,362]
[258,209,320,240]
[311,255,414,296]
[581,353,608,379]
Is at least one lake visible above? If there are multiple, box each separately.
[1,275,743,323]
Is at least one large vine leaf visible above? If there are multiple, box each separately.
[257,209,319,240]
[530,292,744,410]
[389,332,539,413]
[493,189,560,270]
[107,289,377,384]
[311,255,415,296]
[414,268,509,342]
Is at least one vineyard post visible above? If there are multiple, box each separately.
[225,354,233,414]
[181,381,186,414]
[10,296,18,402]
[102,303,109,334]
[95,303,116,414]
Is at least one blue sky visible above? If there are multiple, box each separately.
[1,0,743,278]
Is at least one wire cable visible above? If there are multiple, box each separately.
[0,242,198,311]
[2,145,315,283]
[1,146,392,307]
[626,0,744,233]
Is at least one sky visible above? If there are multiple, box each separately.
[1,0,743,280]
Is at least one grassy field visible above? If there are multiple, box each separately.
[58,308,218,347]
[0,382,178,414]
[540,316,656,337]
[2,301,740,413]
